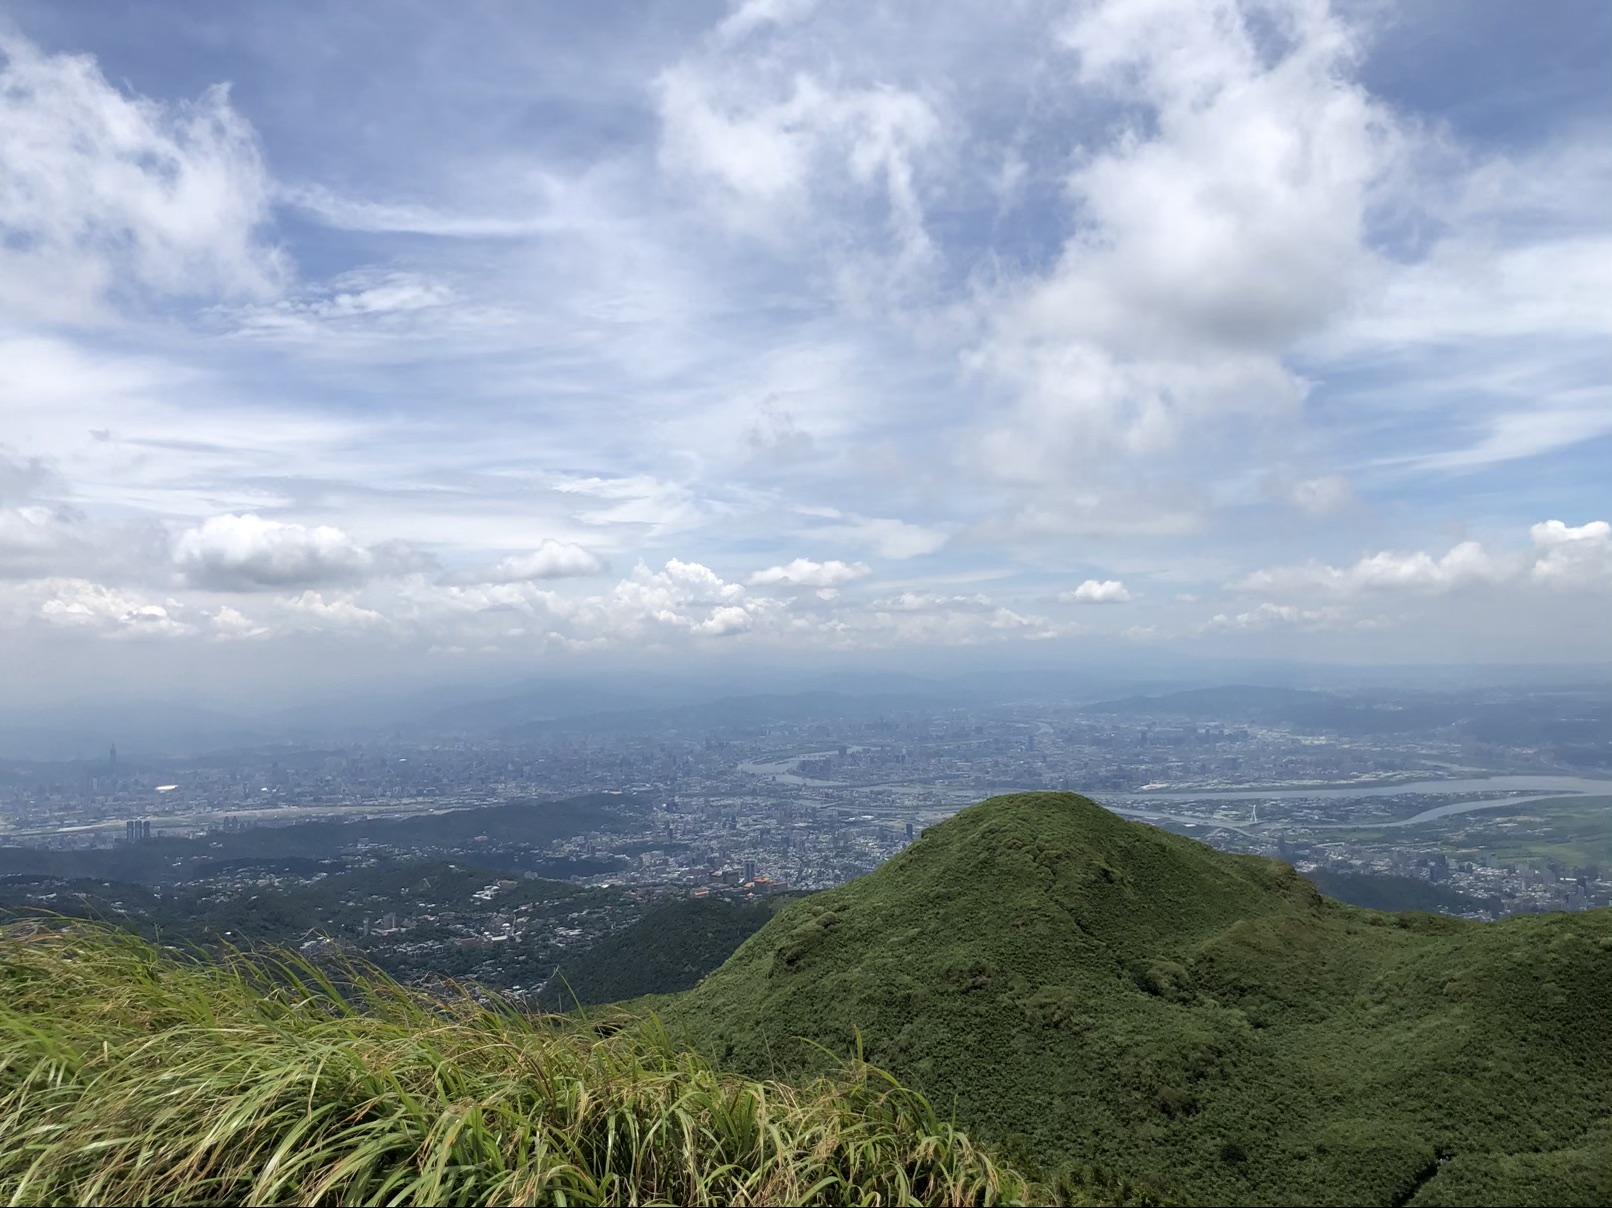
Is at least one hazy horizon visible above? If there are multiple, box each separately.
[2,0,1609,710]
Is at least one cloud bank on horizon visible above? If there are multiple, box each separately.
[0,0,1608,689]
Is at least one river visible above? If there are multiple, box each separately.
[1109,775,1612,829]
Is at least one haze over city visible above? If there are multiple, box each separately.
[1,0,1608,716]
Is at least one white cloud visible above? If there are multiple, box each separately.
[1231,521,1612,598]
[656,25,940,271]
[1202,602,1354,632]
[23,578,195,639]
[970,0,1401,481]
[278,591,388,629]
[174,514,377,591]
[1319,140,1612,351]
[469,540,608,584]
[1530,519,1612,589]
[553,475,710,535]
[691,604,754,636]
[747,558,871,588]
[281,185,557,238]
[208,604,268,641]
[1387,401,1612,474]
[0,32,283,324]
[716,0,821,43]
[1060,579,1132,604]
[872,592,993,612]
[1233,541,1507,595]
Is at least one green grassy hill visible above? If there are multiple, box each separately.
[661,793,1612,1207]
[0,922,1052,1207]
[538,895,789,1011]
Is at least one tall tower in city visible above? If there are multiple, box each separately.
[109,743,117,772]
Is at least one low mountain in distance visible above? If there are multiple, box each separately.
[1084,683,1612,752]
[1083,684,1332,721]
[497,690,958,740]
[660,793,1611,1207]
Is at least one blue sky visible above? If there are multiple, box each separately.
[1,0,1608,700]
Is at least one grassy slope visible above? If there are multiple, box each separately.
[539,896,786,1011]
[0,922,1052,1208]
[662,793,1612,1207]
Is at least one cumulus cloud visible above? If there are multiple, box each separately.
[1060,579,1132,604]
[1202,602,1355,632]
[970,0,1401,480]
[747,558,871,588]
[23,578,196,639]
[174,514,378,591]
[457,540,608,584]
[0,32,283,323]
[872,592,994,612]
[278,591,388,629]
[1530,519,1612,588]
[208,604,268,641]
[691,604,754,637]
[1231,520,1612,598]
[1233,541,1506,595]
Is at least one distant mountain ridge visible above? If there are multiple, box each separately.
[1084,684,1330,720]
[496,690,959,739]
[661,792,1611,1206]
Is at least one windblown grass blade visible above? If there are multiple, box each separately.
[0,921,1043,1206]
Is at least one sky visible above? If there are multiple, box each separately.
[1,0,1609,705]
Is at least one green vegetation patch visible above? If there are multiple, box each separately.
[539,895,790,1011]
[1443,795,1612,868]
[663,793,1612,1207]
[0,921,1040,1207]
[1327,795,1612,869]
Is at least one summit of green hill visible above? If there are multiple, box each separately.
[662,792,1612,1207]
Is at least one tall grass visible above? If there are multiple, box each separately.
[0,921,1037,1207]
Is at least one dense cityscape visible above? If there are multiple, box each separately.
[3,684,1608,973]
